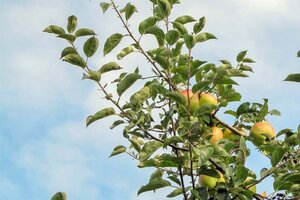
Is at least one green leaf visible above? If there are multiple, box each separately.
[57,34,76,42]
[224,110,237,118]
[100,2,111,13]
[100,62,121,74]
[172,21,188,35]
[120,3,137,20]
[110,120,124,129]
[129,138,141,152]
[243,58,255,63]
[109,145,126,157]
[139,17,158,35]
[239,65,253,72]
[197,146,214,166]
[103,33,123,56]
[166,30,180,46]
[130,86,152,110]
[138,178,171,195]
[83,36,99,57]
[117,46,134,60]
[271,148,286,167]
[167,188,183,198]
[196,32,217,42]
[297,50,300,57]
[51,192,67,200]
[237,50,247,62]
[165,92,186,105]
[88,70,101,82]
[260,168,268,178]
[43,25,65,35]
[284,73,300,82]
[153,54,169,69]
[268,109,281,116]
[175,15,196,24]
[193,16,206,34]
[67,15,77,33]
[86,107,115,127]
[60,47,77,59]
[63,54,86,68]
[157,0,171,17]
[184,34,196,49]
[164,136,183,147]
[117,72,140,96]
[214,77,238,85]
[236,102,250,116]
[139,141,163,161]
[75,28,96,37]
[145,26,165,46]
[236,165,248,183]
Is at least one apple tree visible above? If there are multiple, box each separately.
[45,1,300,199]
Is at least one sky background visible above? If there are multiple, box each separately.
[1,0,300,199]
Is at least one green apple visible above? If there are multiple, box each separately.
[223,128,246,141]
[180,89,199,113]
[199,173,225,189]
[199,93,218,107]
[250,122,275,146]
[208,126,223,144]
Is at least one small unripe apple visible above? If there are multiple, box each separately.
[223,128,246,141]
[209,126,223,144]
[199,173,225,189]
[250,122,275,146]
[180,89,199,113]
[199,93,218,107]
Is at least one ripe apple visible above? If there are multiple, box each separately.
[250,122,275,146]
[180,89,199,113]
[199,93,218,107]
[209,126,223,144]
[199,173,225,189]
[223,128,246,141]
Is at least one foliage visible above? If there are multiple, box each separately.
[46,0,300,199]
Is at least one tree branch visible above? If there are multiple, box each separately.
[212,114,245,137]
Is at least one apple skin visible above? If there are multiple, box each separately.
[209,126,224,144]
[250,122,275,146]
[223,128,246,141]
[199,174,225,189]
[199,93,218,107]
[180,89,199,113]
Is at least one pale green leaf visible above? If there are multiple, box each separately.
[86,107,115,127]
[196,32,217,42]
[117,72,140,96]
[103,33,123,56]
[67,15,77,33]
[62,54,86,68]
[100,62,121,74]
[83,36,99,57]
[109,145,126,157]
[43,25,65,35]
[75,28,96,37]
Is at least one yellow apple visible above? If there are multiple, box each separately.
[250,122,275,146]
[208,126,223,144]
[199,93,218,107]
[199,173,225,189]
[180,89,199,113]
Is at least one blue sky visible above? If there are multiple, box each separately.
[1,0,300,199]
